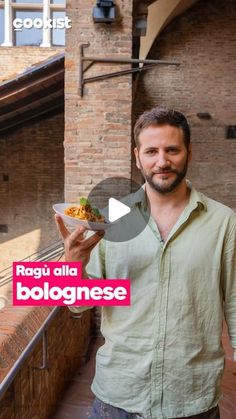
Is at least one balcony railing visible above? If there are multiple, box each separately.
[0,240,64,288]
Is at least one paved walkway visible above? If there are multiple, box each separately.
[53,338,102,419]
[53,332,236,419]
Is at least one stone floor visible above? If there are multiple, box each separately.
[53,337,103,419]
[53,331,236,419]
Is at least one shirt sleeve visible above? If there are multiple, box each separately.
[222,220,236,361]
[67,238,106,314]
[86,237,106,279]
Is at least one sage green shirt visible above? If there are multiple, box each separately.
[69,185,236,419]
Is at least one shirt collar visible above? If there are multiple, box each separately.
[186,180,207,211]
[128,180,207,212]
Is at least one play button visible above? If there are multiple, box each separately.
[87,177,150,242]
[108,198,131,222]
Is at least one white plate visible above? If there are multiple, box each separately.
[53,203,111,231]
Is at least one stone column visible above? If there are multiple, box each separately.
[40,0,51,47]
[2,0,13,47]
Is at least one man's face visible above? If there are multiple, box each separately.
[134,124,192,194]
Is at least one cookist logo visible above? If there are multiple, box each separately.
[13,16,72,31]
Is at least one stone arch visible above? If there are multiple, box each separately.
[138,0,200,59]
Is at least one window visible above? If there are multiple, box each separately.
[0,0,66,47]
[0,224,8,233]
[0,7,4,44]
[13,0,43,3]
[14,10,43,45]
[51,10,65,46]
[226,126,236,139]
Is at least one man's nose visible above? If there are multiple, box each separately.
[157,153,170,168]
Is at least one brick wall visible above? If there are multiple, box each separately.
[0,47,62,82]
[134,0,236,210]
[0,113,64,271]
[65,0,133,202]
[0,301,91,418]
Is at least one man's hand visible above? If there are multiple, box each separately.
[54,214,105,266]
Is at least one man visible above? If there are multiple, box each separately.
[55,107,236,419]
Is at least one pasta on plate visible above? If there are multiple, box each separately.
[64,197,105,223]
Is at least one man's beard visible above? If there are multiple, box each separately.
[140,158,188,194]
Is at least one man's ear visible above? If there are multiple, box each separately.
[134,147,141,169]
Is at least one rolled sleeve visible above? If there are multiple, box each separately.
[67,239,106,314]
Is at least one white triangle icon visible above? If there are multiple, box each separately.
[108,198,131,222]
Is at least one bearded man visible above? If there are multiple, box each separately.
[55,107,236,419]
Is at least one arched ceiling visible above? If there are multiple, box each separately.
[138,0,200,59]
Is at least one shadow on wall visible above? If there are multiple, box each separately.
[0,112,64,273]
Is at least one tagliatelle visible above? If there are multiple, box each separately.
[64,198,105,223]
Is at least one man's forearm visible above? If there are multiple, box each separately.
[59,253,88,278]
[68,269,94,314]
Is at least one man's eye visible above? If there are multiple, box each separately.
[146,150,156,155]
[167,148,179,154]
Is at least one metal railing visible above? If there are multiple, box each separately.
[0,306,60,400]
[0,240,64,288]
[0,240,65,399]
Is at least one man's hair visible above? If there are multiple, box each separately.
[134,107,191,149]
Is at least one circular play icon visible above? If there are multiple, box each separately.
[87,177,150,242]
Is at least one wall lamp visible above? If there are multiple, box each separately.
[93,0,117,23]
